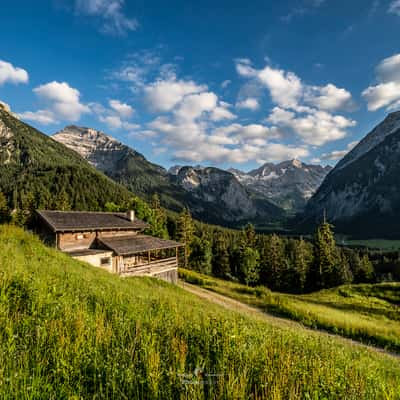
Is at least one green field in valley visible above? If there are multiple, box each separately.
[179,269,400,353]
[1,225,400,399]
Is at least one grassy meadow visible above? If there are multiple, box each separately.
[179,268,400,353]
[1,226,400,399]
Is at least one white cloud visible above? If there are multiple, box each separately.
[74,0,138,36]
[305,83,355,112]
[268,107,356,146]
[109,99,134,118]
[319,140,359,161]
[236,60,356,146]
[20,81,89,124]
[236,97,260,110]
[89,99,138,131]
[33,81,90,121]
[19,110,58,125]
[389,0,400,16]
[210,103,237,121]
[362,53,400,111]
[0,60,29,86]
[144,78,206,112]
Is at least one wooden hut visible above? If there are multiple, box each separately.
[36,210,183,283]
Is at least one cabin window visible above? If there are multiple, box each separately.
[101,257,111,266]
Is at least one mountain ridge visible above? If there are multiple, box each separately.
[303,110,400,237]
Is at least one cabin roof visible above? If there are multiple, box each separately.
[36,210,149,232]
[99,234,184,256]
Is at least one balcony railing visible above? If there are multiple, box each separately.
[120,257,177,277]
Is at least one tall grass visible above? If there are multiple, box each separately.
[0,226,400,399]
[179,269,400,353]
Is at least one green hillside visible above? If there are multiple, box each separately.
[180,268,400,352]
[1,225,400,399]
[0,107,132,210]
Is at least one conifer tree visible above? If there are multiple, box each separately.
[0,191,10,223]
[54,189,71,211]
[311,219,337,289]
[176,208,195,268]
[259,234,285,290]
[291,238,313,292]
[212,231,231,278]
[150,194,168,239]
[353,253,374,283]
[189,236,212,274]
[240,247,260,286]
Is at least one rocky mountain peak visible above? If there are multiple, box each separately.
[336,110,400,171]
[53,126,126,170]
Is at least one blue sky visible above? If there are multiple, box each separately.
[1,0,400,171]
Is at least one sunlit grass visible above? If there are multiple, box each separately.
[180,269,400,352]
[1,226,400,399]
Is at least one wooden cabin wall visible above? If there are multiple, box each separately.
[35,223,56,247]
[58,232,96,251]
[98,230,139,238]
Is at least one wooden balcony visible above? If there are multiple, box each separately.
[119,256,178,277]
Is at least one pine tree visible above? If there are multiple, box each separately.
[291,238,313,293]
[259,234,285,290]
[353,253,374,283]
[54,189,71,211]
[176,208,195,268]
[243,223,257,248]
[0,191,10,223]
[189,236,212,275]
[311,220,338,289]
[212,231,231,278]
[240,247,260,286]
[150,194,168,239]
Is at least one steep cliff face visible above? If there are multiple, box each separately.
[174,166,257,218]
[230,160,331,212]
[303,111,400,237]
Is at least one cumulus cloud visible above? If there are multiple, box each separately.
[268,107,356,146]
[236,97,260,110]
[389,0,400,16]
[74,0,138,35]
[19,110,57,125]
[20,81,89,124]
[34,81,90,121]
[144,78,206,112]
[362,53,400,111]
[236,59,356,146]
[0,60,29,86]
[109,99,134,118]
[89,99,138,131]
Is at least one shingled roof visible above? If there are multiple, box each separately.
[99,235,183,256]
[37,210,149,232]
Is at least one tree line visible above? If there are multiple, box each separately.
[0,189,375,293]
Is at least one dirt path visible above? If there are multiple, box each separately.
[179,280,400,360]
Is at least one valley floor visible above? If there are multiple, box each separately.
[179,269,400,353]
[179,280,400,360]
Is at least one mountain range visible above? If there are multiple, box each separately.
[53,126,283,226]
[5,98,400,237]
[53,126,333,226]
